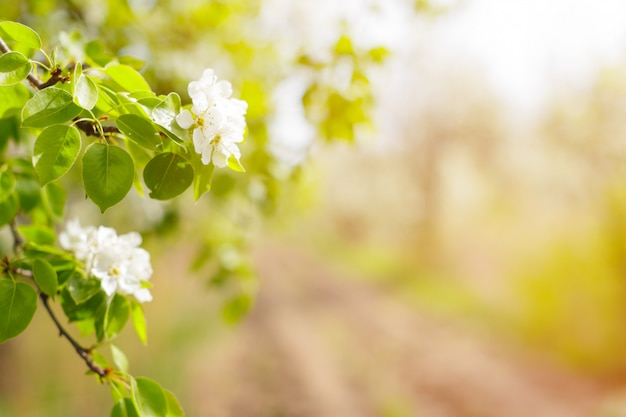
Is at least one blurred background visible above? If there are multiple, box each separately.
[4,0,626,416]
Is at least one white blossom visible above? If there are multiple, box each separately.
[175,68,248,168]
[59,220,153,302]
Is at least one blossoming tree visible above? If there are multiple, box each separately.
[0,0,395,414]
[0,17,256,414]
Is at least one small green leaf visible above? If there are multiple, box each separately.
[85,40,114,67]
[44,181,66,218]
[130,299,147,344]
[143,153,193,200]
[22,88,82,128]
[82,143,134,212]
[33,259,58,297]
[74,74,98,110]
[116,114,162,150]
[109,379,125,403]
[192,158,214,201]
[106,294,130,340]
[164,390,185,417]
[0,83,30,117]
[61,288,106,325]
[0,21,42,49]
[132,377,168,417]
[111,398,141,417]
[0,280,37,344]
[222,293,252,324]
[0,193,18,226]
[67,276,102,304]
[0,169,15,202]
[16,225,56,245]
[227,154,245,173]
[14,176,40,212]
[33,125,81,185]
[0,51,32,85]
[104,64,151,92]
[110,344,129,373]
[118,55,145,71]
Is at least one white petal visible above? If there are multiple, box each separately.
[100,277,117,296]
[119,232,142,248]
[175,110,195,129]
[134,288,153,303]
[215,80,233,98]
[211,147,228,168]
[200,68,216,84]
[193,128,206,153]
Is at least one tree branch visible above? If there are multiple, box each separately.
[7,235,110,379]
[9,220,23,254]
[39,293,110,379]
[0,36,120,137]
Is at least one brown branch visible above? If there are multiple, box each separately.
[0,37,120,138]
[74,119,120,137]
[9,220,23,253]
[40,293,110,379]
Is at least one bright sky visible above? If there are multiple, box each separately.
[434,0,626,114]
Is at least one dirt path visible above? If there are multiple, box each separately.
[186,243,614,417]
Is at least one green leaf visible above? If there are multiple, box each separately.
[109,379,125,403]
[104,64,151,92]
[143,153,193,200]
[82,143,134,212]
[14,176,41,212]
[111,398,140,417]
[0,51,32,85]
[116,114,162,150]
[0,280,37,344]
[118,56,145,71]
[22,88,82,128]
[164,390,185,417]
[67,276,102,304]
[132,377,168,417]
[227,154,245,173]
[0,21,42,49]
[0,169,15,202]
[74,74,98,110]
[16,225,56,245]
[106,294,130,339]
[61,288,106,324]
[192,158,214,201]
[43,181,66,218]
[33,259,58,297]
[85,40,114,67]
[0,193,18,226]
[110,344,129,373]
[33,125,81,185]
[222,293,252,324]
[0,83,30,117]
[130,299,147,344]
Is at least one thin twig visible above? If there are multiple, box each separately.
[0,37,120,137]
[39,293,109,379]
[8,220,23,253]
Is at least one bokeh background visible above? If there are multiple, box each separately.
[4,0,626,416]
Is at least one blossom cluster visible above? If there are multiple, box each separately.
[176,68,248,168]
[59,220,153,303]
